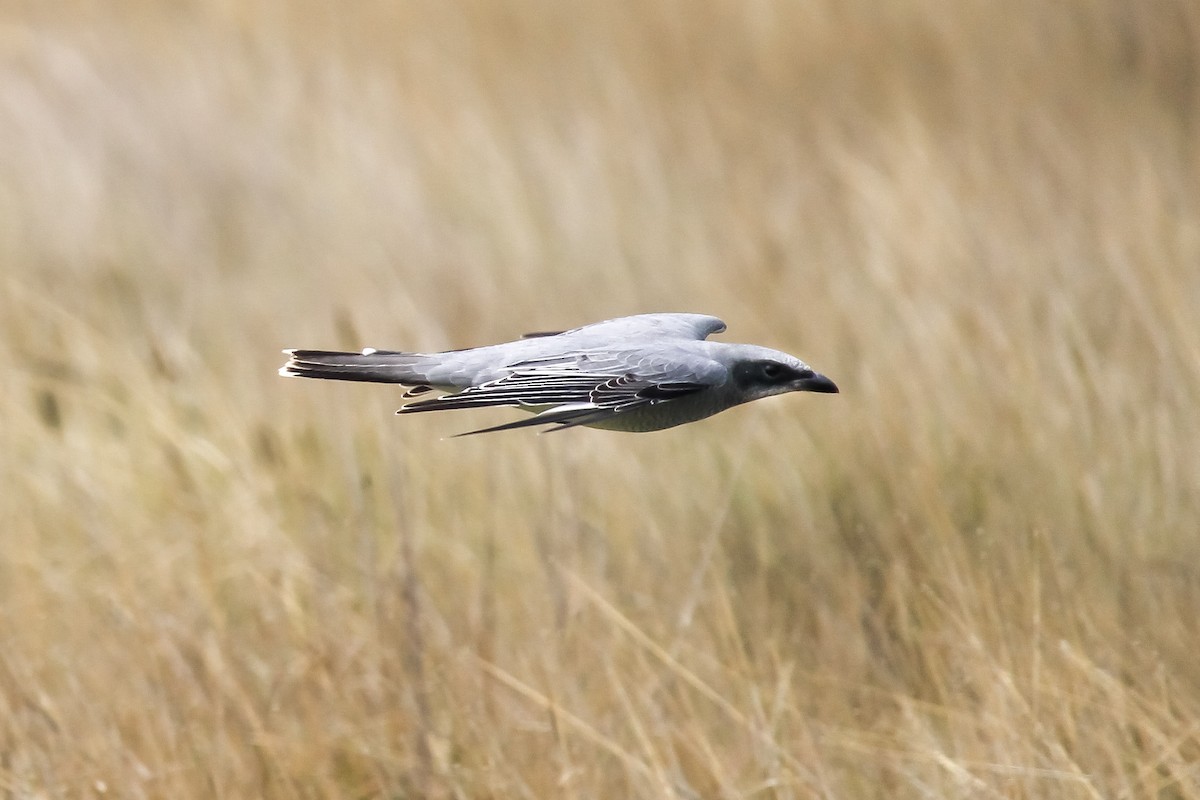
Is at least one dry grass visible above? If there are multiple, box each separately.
[2,0,1200,797]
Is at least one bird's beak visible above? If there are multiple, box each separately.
[799,372,839,394]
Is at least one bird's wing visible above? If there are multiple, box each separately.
[559,313,727,341]
[396,352,724,435]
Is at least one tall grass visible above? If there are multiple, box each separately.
[2,1,1199,796]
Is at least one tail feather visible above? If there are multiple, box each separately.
[279,349,431,385]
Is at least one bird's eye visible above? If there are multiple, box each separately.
[761,362,784,380]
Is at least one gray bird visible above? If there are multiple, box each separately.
[279,313,837,436]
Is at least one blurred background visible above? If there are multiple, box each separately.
[2,1,1199,797]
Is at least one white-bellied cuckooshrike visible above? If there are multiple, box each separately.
[280,313,838,436]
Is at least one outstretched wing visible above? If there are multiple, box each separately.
[396,365,715,436]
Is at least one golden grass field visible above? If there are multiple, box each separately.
[3,1,1200,797]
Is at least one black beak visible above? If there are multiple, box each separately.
[800,372,839,394]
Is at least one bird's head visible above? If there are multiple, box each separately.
[727,347,839,403]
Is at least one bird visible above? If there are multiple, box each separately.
[279,313,837,436]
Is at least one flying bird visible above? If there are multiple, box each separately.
[279,313,837,436]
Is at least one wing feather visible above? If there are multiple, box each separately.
[397,371,614,412]
[450,404,610,437]
[397,362,714,433]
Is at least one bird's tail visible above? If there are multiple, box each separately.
[279,349,434,385]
